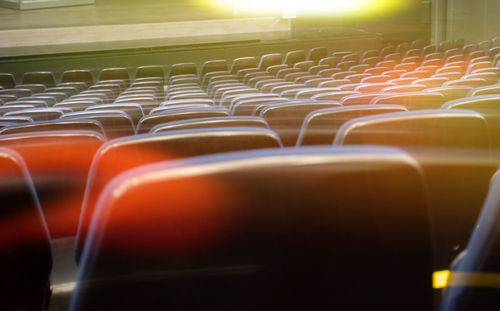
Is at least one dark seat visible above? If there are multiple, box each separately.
[230,57,258,74]
[307,47,328,63]
[99,68,130,84]
[137,108,229,134]
[231,97,289,116]
[334,109,496,268]
[135,66,165,81]
[0,88,32,98]
[0,105,36,115]
[150,116,269,133]
[54,100,100,112]
[71,146,434,311]
[62,111,135,139]
[260,102,341,146]
[371,92,446,110]
[0,131,104,238]
[0,119,104,136]
[75,127,283,256]
[86,103,144,126]
[0,147,52,311]
[16,84,46,93]
[442,95,500,149]
[5,108,65,121]
[0,73,16,89]
[296,105,408,146]
[61,70,94,86]
[424,86,472,101]
[441,171,500,311]
[22,72,56,87]
[0,94,17,102]
[170,63,197,77]
[200,60,228,76]
[259,54,283,70]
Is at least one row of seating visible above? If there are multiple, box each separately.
[2,37,500,310]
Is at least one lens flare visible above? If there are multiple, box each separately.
[208,0,411,18]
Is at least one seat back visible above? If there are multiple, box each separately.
[0,119,105,136]
[0,147,52,310]
[137,108,229,134]
[297,105,407,146]
[334,110,496,268]
[71,146,434,311]
[441,171,500,311]
[371,92,446,110]
[75,127,282,254]
[0,131,105,237]
[151,116,268,133]
[260,102,341,145]
[442,95,500,149]
[62,111,135,139]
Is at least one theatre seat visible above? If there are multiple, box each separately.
[441,171,500,311]
[61,70,94,86]
[442,95,500,149]
[71,146,434,311]
[5,108,65,121]
[0,119,104,136]
[135,66,165,81]
[22,72,56,87]
[260,102,341,146]
[0,131,105,237]
[334,109,496,268]
[61,111,135,139]
[136,107,229,134]
[371,92,446,110]
[0,73,16,89]
[151,116,269,133]
[75,127,283,257]
[99,68,130,83]
[0,147,52,311]
[296,104,407,146]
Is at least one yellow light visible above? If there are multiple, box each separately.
[208,0,410,18]
[433,270,451,289]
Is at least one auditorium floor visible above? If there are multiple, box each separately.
[0,0,237,30]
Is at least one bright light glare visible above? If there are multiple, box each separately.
[210,0,409,18]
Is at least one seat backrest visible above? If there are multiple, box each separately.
[137,108,229,134]
[61,70,94,85]
[260,102,341,146]
[201,60,228,76]
[99,68,130,83]
[0,131,105,238]
[62,111,135,138]
[230,57,257,74]
[334,109,496,268]
[22,71,56,87]
[5,108,65,121]
[71,146,434,311]
[442,95,500,149]
[371,92,446,110]
[0,119,105,136]
[0,147,52,311]
[231,97,289,116]
[0,73,16,88]
[296,105,407,146]
[151,116,269,133]
[259,53,282,70]
[75,127,283,256]
[283,50,306,66]
[441,171,500,311]
[307,46,327,63]
[135,65,165,80]
[87,103,144,125]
